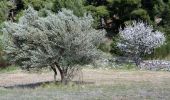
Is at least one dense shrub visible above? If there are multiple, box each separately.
[117,21,165,66]
[2,7,106,83]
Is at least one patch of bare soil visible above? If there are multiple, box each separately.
[0,69,170,87]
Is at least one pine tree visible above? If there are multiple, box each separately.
[53,0,85,16]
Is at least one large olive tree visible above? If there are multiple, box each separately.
[2,7,106,83]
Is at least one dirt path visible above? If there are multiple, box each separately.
[0,69,170,87]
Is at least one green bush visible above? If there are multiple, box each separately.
[0,0,12,24]
[23,0,55,10]
[99,43,111,53]
[53,0,85,17]
[131,8,150,21]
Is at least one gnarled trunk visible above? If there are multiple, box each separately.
[50,65,57,82]
[54,62,69,84]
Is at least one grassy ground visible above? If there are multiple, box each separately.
[0,69,170,100]
[0,79,170,100]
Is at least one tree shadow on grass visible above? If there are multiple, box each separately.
[2,81,94,89]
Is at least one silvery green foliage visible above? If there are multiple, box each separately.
[117,21,165,64]
[2,7,106,70]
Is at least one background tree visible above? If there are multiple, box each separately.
[117,21,165,66]
[23,0,55,11]
[0,0,14,67]
[85,0,146,35]
[2,7,105,83]
[53,0,85,16]
[148,1,170,59]
[0,0,14,23]
[141,0,167,20]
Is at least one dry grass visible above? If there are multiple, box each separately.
[0,69,170,100]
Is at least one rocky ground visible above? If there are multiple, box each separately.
[140,60,170,71]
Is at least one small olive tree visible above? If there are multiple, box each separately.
[117,21,165,66]
[2,7,106,83]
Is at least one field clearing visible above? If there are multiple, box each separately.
[0,69,170,100]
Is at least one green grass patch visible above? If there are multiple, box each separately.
[0,65,19,73]
[112,63,137,71]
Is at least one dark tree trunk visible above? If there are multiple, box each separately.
[8,9,15,22]
[134,56,142,68]
[51,65,57,82]
[54,62,68,84]
[8,0,24,22]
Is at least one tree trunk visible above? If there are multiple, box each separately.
[134,56,141,68]
[51,65,57,82]
[55,62,68,84]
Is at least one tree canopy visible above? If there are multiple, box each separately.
[117,21,165,66]
[0,0,170,68]
[2,7,106,82]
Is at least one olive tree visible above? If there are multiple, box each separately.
[117,21,165,66]
[2,7,106,83]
